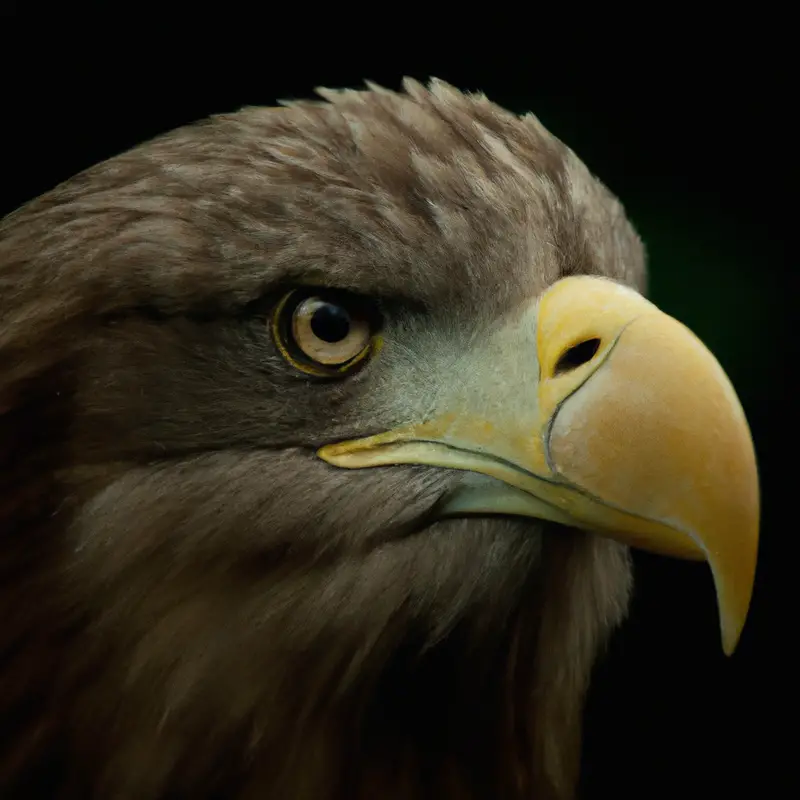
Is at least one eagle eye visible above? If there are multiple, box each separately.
[272,289,377,376]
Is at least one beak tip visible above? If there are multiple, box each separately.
[721,629,738,657]
[718,585,752,657]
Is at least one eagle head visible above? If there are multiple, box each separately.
[0,79,758,799]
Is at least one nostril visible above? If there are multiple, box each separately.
[554,338,601,375]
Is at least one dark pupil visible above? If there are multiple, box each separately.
[310,303,351,343]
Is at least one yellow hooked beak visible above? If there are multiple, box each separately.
[318,276,759,655]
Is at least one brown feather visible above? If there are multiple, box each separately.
[0,79,641,798]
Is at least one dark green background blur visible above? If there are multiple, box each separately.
[0,13,790,798]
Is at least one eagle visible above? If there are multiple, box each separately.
[0,78,758,799]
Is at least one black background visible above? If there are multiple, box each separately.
[0,7,791,798]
